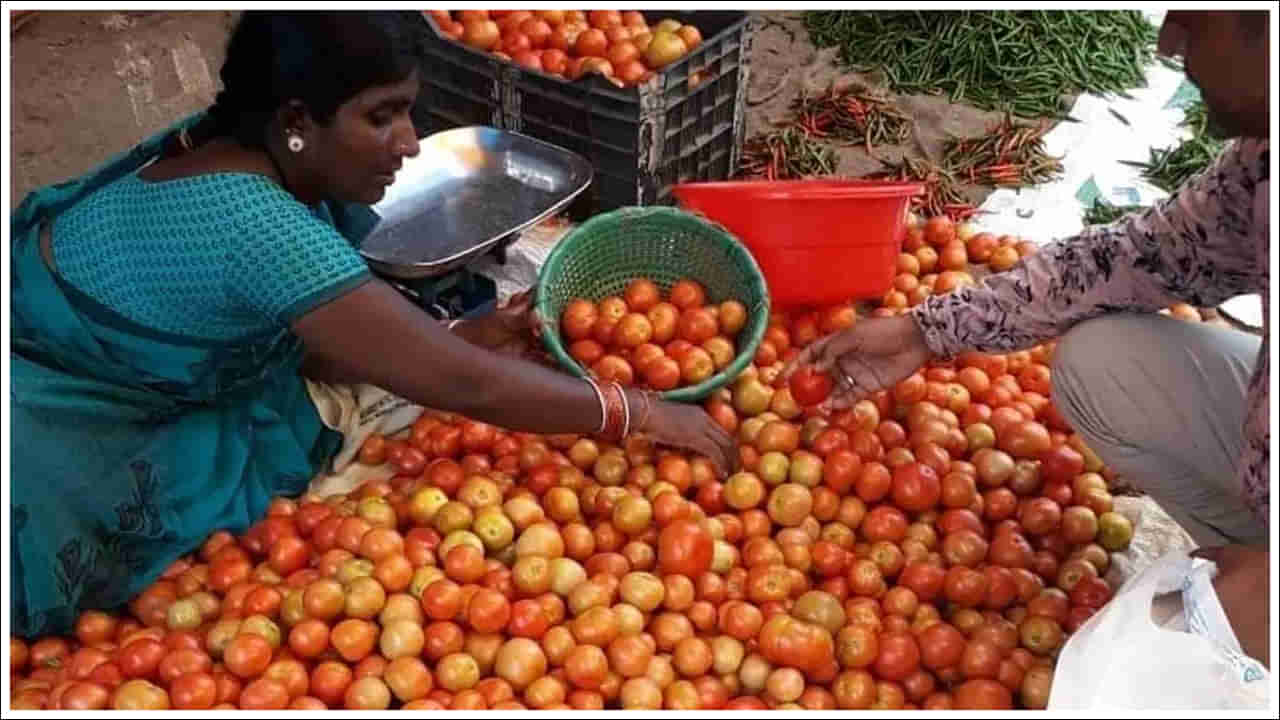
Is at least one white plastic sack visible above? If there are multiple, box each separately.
[1048,550,1271,710]
[306,379,421,470]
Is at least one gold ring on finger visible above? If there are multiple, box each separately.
[839,371,857,392]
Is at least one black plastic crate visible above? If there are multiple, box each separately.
[413,20,508,134]
[414,12,752,217]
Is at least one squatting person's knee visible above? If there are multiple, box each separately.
[1048,312,1151,428]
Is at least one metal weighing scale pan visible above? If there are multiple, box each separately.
[360,126,594,280]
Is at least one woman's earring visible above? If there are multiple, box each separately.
[287,133,305,153]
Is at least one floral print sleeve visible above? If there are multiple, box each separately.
[911,138,1270,528]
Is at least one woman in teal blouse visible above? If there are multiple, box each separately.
[10,11,734,638]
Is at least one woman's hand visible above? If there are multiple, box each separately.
[782,314,932,410]
[634,393,737,478]
[451,289,539,358]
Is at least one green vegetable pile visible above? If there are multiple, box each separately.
[942,115,1064,189]
[738,128,838,181]
[1127,98,1228,192]
[805,10,1161,118]
[1085,97,1227,226]
[1081,199,1145,227]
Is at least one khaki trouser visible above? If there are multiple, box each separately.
[1051,313,1266,547]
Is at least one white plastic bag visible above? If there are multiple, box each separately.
[1049,550,1271,710]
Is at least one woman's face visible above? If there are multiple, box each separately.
[1158,11,1270,138]
[304,68,422,205]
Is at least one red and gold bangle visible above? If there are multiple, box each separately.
[601,381,629,443]
[616,382,632,440]
[634,389,653,434]
[583,378,608,435]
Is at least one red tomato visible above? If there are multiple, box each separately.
[1068,575,1112,609]
[919,623,966,670]
[658,519,713,577]
[518,17,553,49]
[574,28,608,57]
[171,672,218,710]
[758,615,836,674]
[789,367,834,406]
[1063,605,1098,633]
[873,631,921,682]
[891,462,941,512]
[1040,444,1085,484]
[898,562,946,603]
[541,48,569,75]
[223,635,272,679]
[507,599,551,639]
[117,639,166,680]
[953,679,1013,709]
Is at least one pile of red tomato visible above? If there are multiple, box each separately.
[11,213,1142,711]
[426,10,705,88]
[882,215,1209,322]
[560,277,752,391]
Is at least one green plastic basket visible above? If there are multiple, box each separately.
[535,206,771,402]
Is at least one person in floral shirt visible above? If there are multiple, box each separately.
[790,11,1270,666]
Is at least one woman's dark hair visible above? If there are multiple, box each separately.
[210,11,424,147]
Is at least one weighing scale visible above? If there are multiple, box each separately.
[359,126,593,319]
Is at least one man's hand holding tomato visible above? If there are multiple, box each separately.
[782,315,932,410]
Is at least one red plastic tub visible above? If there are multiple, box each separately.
[672,180,924,307]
